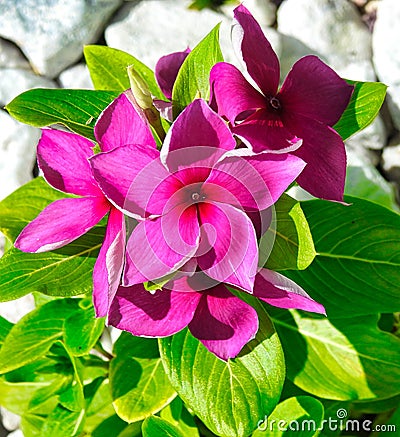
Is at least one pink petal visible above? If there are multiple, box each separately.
[37,129,100,197]
[124,203,200,285]
[210,62,266,124]
[253,269,326,314]
[94,91,156,152]
[161,99,236,172]
[90,144,175,218]
[280,56,354,126]
[284,114,347,202]
[153,99,173,122]
[155,48,190,100]
[188,285,259,360]
[196,201,258,291]
[233,4,280,98]
[232,109,301,154]
[93,208,126,318]
[204,150,306,211]
[108,284,201,337]
[15,197,110,253]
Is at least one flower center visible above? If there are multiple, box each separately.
[269,96,281,111]
[191,192,201,201]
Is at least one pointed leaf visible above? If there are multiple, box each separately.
[6,88,119,140]
[142,416,185,437]
[172,23,223,117]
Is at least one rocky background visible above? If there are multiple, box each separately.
[0,0,399,435]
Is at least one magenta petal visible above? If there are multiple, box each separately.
[205,151,305,211]
[155,48,190,100]
[161,99,236,172]
[124,203,200,285]
[233,4,280,97]
[189,285,259,360]
[15,197,110,253]
[37,129,100,197]
[280,55,354,126]
[285,115,347,202]
[109,284,201,337]
[93,208,126,318]
[253,269,326,314]
[90,144,173,218]
[197,202,258,291]
[94,91,156,152]
[210,62,266,124]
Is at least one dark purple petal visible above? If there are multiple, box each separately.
[155,48,190,100]
[279,55,354,126]
[210,62,266,124]
[233,4,280,97]
[253,269,326,314]
[93,208,126,318]
[189,285,259,360]
[161,99,236,172]
[284,114,347,202]
[15,197,110,253]
[37,129,100,197]
[109,284,201,337]
[94,91,156,152]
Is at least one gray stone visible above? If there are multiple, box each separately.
[345,115,387,150]
[0,111,39,201]
[0,407,20,432]
[58,63,93,89]
[381,137,400,184]
[0,38,29,69]
[105,0,235,69]
[240,0,277,27]
[373,0,400,129]
[277,0,374,81]
[0,0,123,78]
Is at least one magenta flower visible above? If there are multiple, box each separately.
[15,91,156,317]
[210,4,354,202]
[90,99,306,292]
[108,268,325,360]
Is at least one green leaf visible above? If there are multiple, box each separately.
[110,333,176,423]
[334,80,387,141]
[160,397,200,437]
[0,299,81,373]
[271,309,400,401]
[0,316,13,346]
[253,396,324,437]
[159,295,285,437]
[172,23,223,117]
[283,196,400,317]
[5,88,119,140]
[263,194,316,271]
[84,45,163,99]
[40,404,85,437]
[142,416,185,437]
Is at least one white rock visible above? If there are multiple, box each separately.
[0,38,29,69]
[58,63,93,89]
[345,115,387,150]
[373,0,400,129]
[381,138,400,184]
[277,0,374,81]
[0,407,20,432]
[0,0,123,78]
[0,111,39,200]
[105,0,235,69]
[0,68,56,107]
[8,430,24,437]
[241,0,277,26]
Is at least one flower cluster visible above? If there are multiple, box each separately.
[14,4,353,360]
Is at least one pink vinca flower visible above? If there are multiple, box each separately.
[210,4,354,202]
[108,269,325,360]
[90,99,306,293]
[15,91,156,317]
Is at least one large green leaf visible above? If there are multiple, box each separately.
[5,88,119,140]
[271,309,400,401]
[263,194,316,271]
[160,397,200,437]
[253,396,324,437]
[159,294,285,437]
[40,403,85,437]
[110,333,176,423]
[142,416,185,437]
[284,196,400,318]
[172,23,223,117]
[334,80,387,141]
[84,45,163,99]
